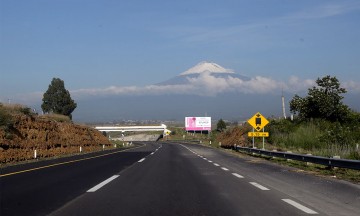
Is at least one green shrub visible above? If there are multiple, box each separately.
[0,104,13,129]
[267,117,360,158]
[19,107,32,116]
[348,151,360,160]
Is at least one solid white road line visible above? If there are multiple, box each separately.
[138,158,146,163]
[282,199,318,214]
[213,163,220,166]
[221,167,229,171]
[232,173,244,178]
[249,182,270,191]
[87,175,119,192]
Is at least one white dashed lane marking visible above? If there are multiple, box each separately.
[282,199,318,214]
[249,182,270,191]
[232,173,244,178]
[138,158,145,163]
[221,167,229,171]
[87,175,119,192]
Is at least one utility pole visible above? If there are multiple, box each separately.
[282,89,286,119]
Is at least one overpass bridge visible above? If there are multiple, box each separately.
[95,124,170,134]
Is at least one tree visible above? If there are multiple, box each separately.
[290,75,349,122]
[216,119,227,132]
[42,78,77,119]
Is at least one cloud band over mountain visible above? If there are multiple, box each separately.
[4,62,360,106]
[71,74,316,98]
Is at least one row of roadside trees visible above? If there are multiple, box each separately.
[268,75,360,159]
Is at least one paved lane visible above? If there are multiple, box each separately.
[2,142,359,216]
[181,143,360,216]
[50,143,328,216]
[0,143,159,216]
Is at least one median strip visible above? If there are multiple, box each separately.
[87,175,119,192]
[282,199,318,214]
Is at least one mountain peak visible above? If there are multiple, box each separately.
[180,61,234,76]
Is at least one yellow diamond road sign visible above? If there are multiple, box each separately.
[247,112,269,131]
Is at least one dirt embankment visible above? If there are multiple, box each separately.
[216,126,251,148]
[0,114,110,163]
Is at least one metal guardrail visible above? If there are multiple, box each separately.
[236,146,360,170]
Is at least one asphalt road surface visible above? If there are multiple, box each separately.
[1,142,359,216]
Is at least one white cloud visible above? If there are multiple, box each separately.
[7,75,360,106]
[161,2,360,46]
[287,3,360,20]
[70,74,313,98]
[287,76,315,93]
[343,81,360,93]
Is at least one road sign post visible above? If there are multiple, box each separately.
[247,112,269,149]
[262,127,265,150]
[252,128,255,148]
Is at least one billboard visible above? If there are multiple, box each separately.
[185,117,211,131]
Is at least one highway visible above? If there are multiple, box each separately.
[1,142,360,216]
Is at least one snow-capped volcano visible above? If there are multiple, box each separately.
[180,61,234,75]
[156,61,250,86]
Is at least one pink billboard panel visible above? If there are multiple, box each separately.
[185,117,211,131]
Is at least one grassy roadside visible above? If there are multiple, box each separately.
[237,150,360,184]
[165,126,360,184]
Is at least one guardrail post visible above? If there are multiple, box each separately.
[306,154,312,166]
[272,150,277,159]
[209,141,211,145]
[102,144,105,150]
[34,149,37,159]
[330,156,341,170]
[80,146,82,153]
[286,151,292,161]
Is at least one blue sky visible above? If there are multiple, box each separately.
[1,0,360,120]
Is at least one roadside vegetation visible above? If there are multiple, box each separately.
[165,75,360,183]
[267,75,360,160]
